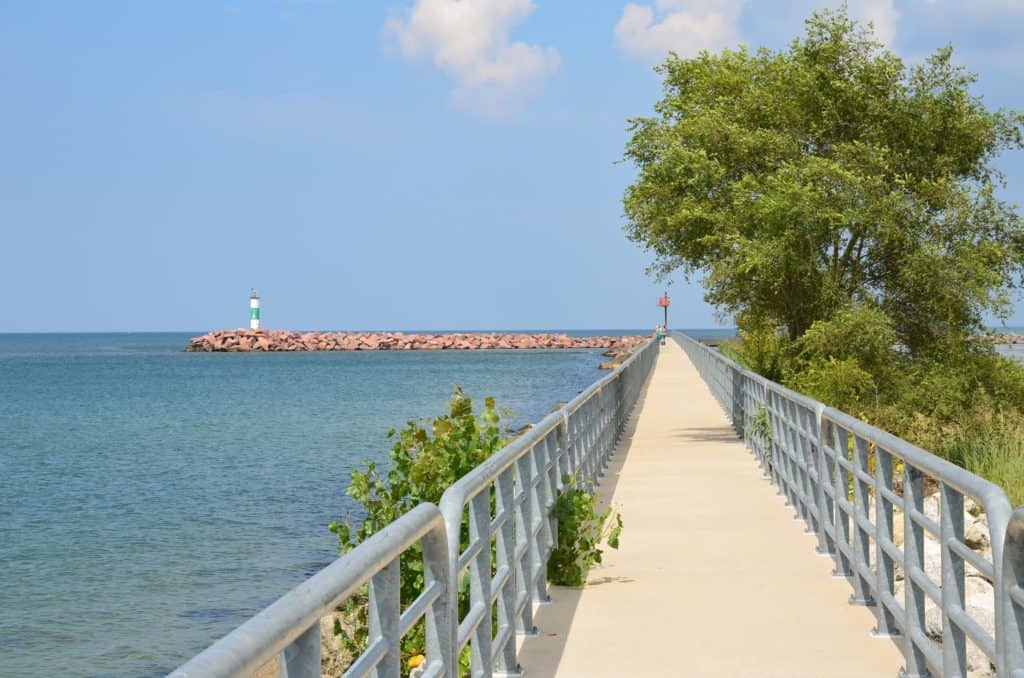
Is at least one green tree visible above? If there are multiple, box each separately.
[622,8,1024,350]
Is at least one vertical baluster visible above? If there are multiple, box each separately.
[615,372,625,438]
[541,432,557,563]
[850,436,874,606]
[781,396,801,512]
[833,425,853,577]
[759,382,771,477]
[768,392,788,499]
[1002,508,1024,673]
[797,405,816,532]
[469,491,493,677]
[421,524,453,675]
[808,404,829,555]
[903,464,928,677]
[792,403,808,523]
[514,452,537,635]
[570,412,582,480]
[873,447,897,636]
[495,469,517,674]
[556,417,570,486]
[940,484,967,675]
[782,399,799,512]
[581,403,592,484]
[537,436,554,604]
[577,404,588,482]
[279,622,320,678]
[369,558,400,678]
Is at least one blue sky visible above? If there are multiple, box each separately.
[2,0,1023,332]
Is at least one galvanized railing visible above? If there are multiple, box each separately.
[675,331,1024,677]
[170,338,657,677]
[438,338,651,676]
[170,503,452,678]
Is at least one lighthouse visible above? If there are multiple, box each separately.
[249,288,260,330]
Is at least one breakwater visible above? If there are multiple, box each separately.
[186,330,645,353]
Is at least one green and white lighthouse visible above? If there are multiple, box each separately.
[249,288,260,330]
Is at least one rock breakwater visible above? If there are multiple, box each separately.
[186,329,646,354]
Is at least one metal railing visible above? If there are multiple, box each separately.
[170,503,452,678]
[674,331,1024,677]
[170,338,657,677]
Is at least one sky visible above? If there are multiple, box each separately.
[2,0,1023,332]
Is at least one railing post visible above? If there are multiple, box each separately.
[514,451,539,635]
[557,414,570,486]
[279,622,320,678]
[850,436,875,606]
[1000,507,1024,675]
[903,464,928,677]
[813,404,834,557]
[541,432,558,584]
[796,403,816,532]
[731,364,743,432]
[940,484,967,674]
[495,468,518,674]
[831,424,853,577]
[420,522,453,677]
[368,558,400,678]
[873,446,897,637]
[469,491,493,677]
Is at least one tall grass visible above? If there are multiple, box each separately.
[943,423,1024,507]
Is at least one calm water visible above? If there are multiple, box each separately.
[0,331,669,677]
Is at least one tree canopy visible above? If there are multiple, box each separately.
[623,9,1024,349]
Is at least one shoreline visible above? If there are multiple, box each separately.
[186,329,646,353]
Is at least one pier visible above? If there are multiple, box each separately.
[172,333,1024,678]
[516,338,902,676]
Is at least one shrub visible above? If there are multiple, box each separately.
[328,387,509,671]
[795,306,901,380]
[786,357,876,416]
[729,317,794,382]
[727,308,1024,506]
[547,475,622,587]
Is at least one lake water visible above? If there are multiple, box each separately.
[0,330,681,677]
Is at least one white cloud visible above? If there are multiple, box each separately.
[614,0,744,62]
[847,0,899,45]
[384,0,560,116]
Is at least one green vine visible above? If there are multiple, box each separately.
[547,475,623,587]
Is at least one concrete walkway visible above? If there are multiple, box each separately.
[517,339,905,677]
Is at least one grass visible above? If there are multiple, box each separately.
[943,425,1024,507]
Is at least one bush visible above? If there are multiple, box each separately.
[547,475,622,587]
[786,357,876,416]
[795,306,901,380]
[728,317,794,382]
[726,308,1024,506]
[328,387,509,672]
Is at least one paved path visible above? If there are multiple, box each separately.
[517,338,905,677]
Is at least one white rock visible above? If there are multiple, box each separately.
[867,492,996,675]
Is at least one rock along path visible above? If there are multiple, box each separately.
[516,337,905,677]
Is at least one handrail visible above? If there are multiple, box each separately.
[168,338,658,677]
[169,503,451,678]
[673,331,1024,677]
[437,337,657,675]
